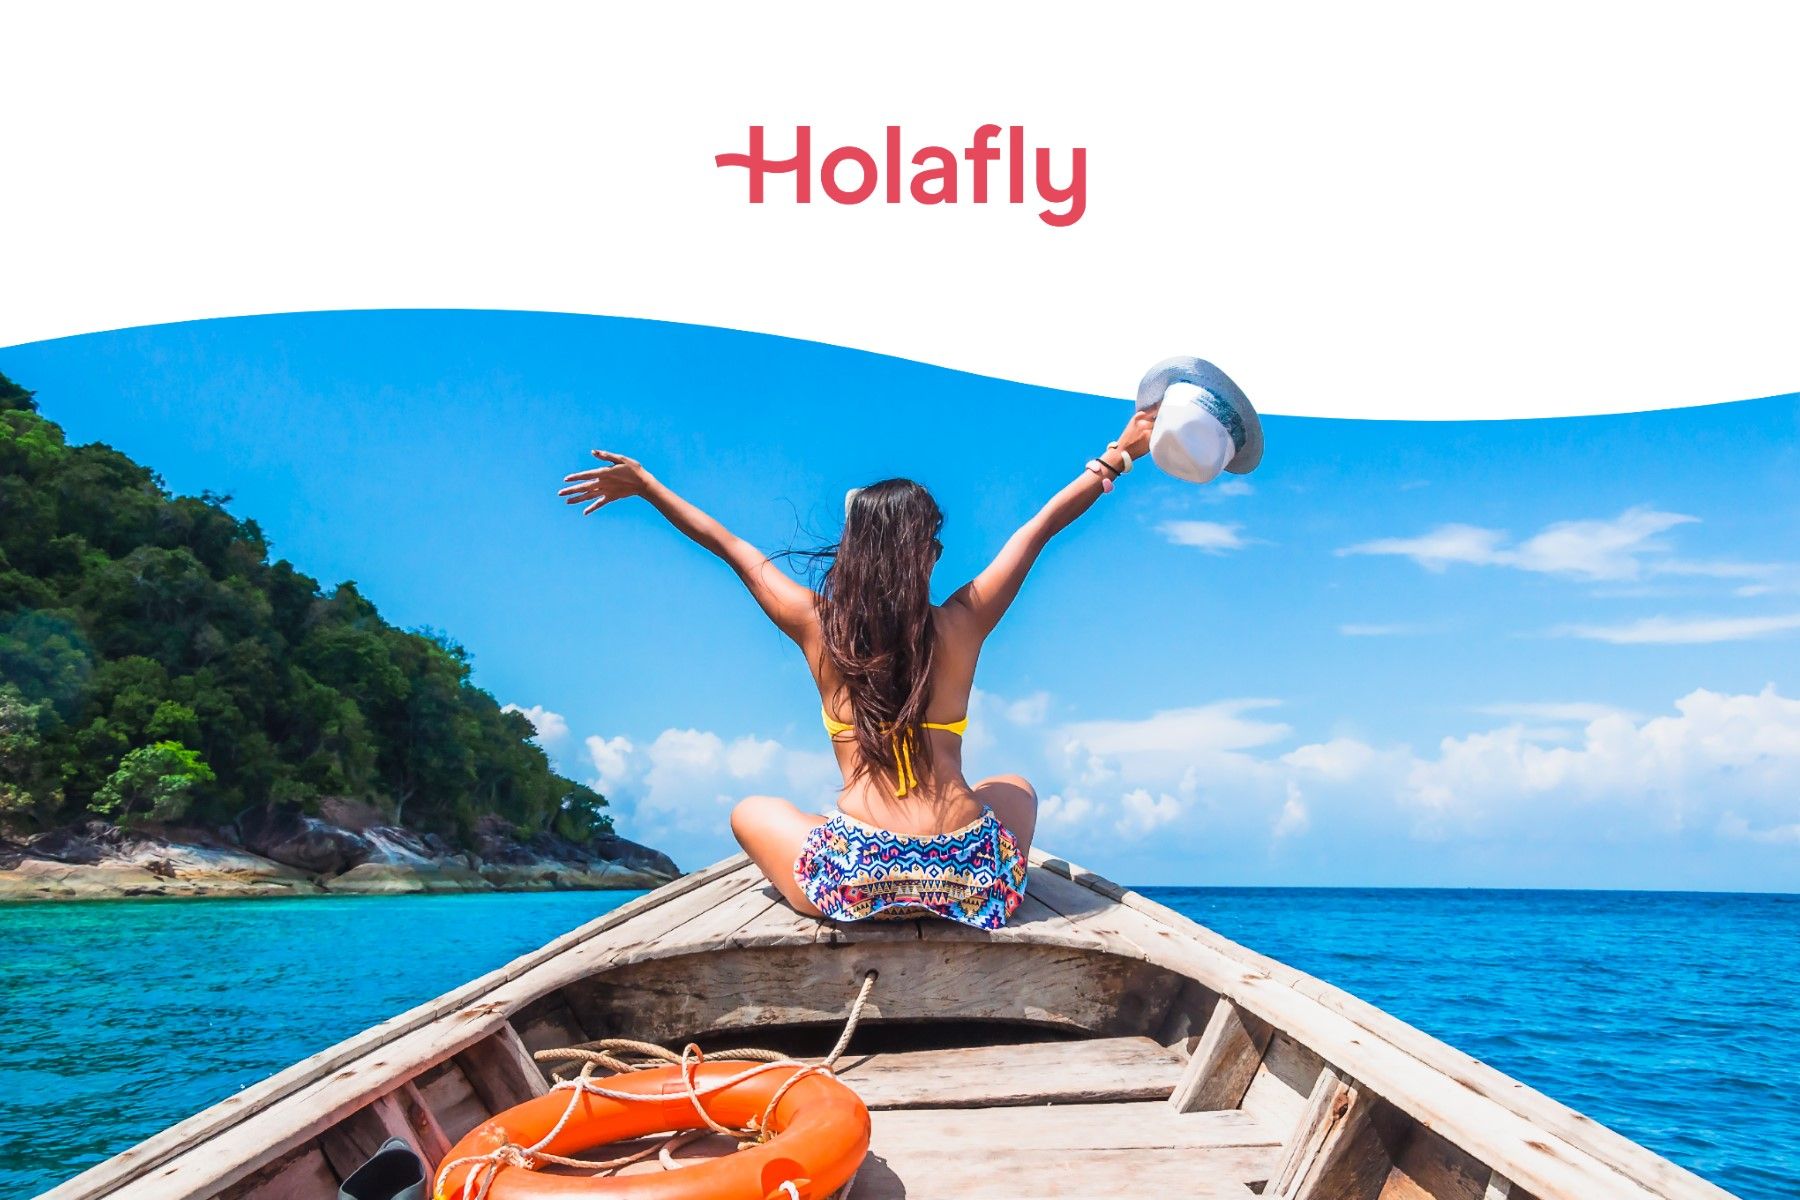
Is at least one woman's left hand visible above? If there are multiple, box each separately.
[1114,403,1158,460]
[558,450,653,514]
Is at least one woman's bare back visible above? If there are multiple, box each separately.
[816,604,985,835]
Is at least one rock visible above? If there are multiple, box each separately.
[0,807,679,901]
[0,830,318,901]
[587,833,680,879]
[238,805,372,876]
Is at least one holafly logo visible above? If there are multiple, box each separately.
[715,125,1087,227]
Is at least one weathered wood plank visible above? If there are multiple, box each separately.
[316,1093,418,1180]
[513,994,589,1070]
[453,1023,548,1114]
[412,1059,489,1144]
[849,1144,1278,1200]
[1272,1067,1348,1198]
[213,1145,337,1200]
[1241,1031,1326,1131]
[41,855,754,1200]
[1171,995,1274,1112]
[815,916,924,944]
[1020,863,1159,960]
[1268,1069,1403,1200]
[562,942,1184,1043]
[832,1036,1185,1109]
[868,1100,1280,1152]
[1379,1126,1500,1200]
[394,1082,452,1166]
[660,877,784,950]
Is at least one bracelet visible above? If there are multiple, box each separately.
[1085,459,1116,493]
[1105,442,1134,474]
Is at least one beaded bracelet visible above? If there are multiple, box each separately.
[1085,459,1116,493]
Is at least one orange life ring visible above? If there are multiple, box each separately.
[434,1061,870,1200]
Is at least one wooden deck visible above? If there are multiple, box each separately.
[40,851,1741,1200]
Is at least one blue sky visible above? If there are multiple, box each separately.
[4,312,1797,890]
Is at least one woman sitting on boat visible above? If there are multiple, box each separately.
[559,403,1157,929]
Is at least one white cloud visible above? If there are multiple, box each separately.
[585,734,634,790]
[1116,788,1185,837]
[1213,479,1254,497]
[1281,737,1394,781]
[1038,792,1098,831]
[1553,613,1800,645]
[1336,506,1778,584]
[1394,686,1800,835]
[1338,622,1440,637]
[1272,786,1311,839]
[1063,700,1289,756]
[1339,522,1510,573]
[1474,702,1640,723]
[966,685,1800,887]
[503,703,568,744]
[582,725,839,863]
[1158,520,1250,553]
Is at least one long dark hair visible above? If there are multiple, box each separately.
[813,479,944,790]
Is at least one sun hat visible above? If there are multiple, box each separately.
[1135,357,1263,482]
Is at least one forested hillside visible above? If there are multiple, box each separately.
[0,371,609,845]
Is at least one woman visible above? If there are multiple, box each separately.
[558,403,1157,928]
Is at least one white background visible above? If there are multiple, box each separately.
[4,2,1798,418]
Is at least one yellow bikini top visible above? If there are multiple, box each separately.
[822,705,970,797]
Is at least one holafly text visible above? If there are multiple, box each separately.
[715,125,1087,228]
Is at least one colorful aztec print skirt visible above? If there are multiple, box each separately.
[793,806,1028,930]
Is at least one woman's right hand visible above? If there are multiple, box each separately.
[558,450,653,515]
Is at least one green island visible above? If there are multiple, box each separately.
[0,370,675,899]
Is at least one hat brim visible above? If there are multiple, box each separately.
[1136,356,1263,475]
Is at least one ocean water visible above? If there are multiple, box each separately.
[2,888,1794,1200]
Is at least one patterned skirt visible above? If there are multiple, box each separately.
[793,807,1027,930]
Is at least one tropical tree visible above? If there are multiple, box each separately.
[93,740,216,825]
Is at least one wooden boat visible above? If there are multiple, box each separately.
[43,851,1738,1200]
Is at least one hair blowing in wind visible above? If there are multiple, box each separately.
[816,479,944,789]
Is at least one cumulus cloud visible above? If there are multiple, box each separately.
[1116,788,1186,837]
[1391,686,1800,838]
[502,703,569,744]
[585,734,634,790]
[1552,613,1800,645]
[1158,520,1250,553]
[582,726,838,862]
[964,684,1800,889]
[1338,506,1779,585]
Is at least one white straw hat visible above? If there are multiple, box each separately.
[1135,357,1264,482]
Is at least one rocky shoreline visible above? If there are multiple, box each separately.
[0,798,679,902]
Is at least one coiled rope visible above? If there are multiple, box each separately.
[433,969,878,1200]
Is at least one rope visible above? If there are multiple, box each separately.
[433,969,878,1200]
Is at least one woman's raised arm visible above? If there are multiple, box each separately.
[944,406,1156,637]
[560,450,817,644]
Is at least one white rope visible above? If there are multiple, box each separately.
[433,969,878,1200]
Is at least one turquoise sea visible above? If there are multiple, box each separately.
[3,887,1794,1200]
